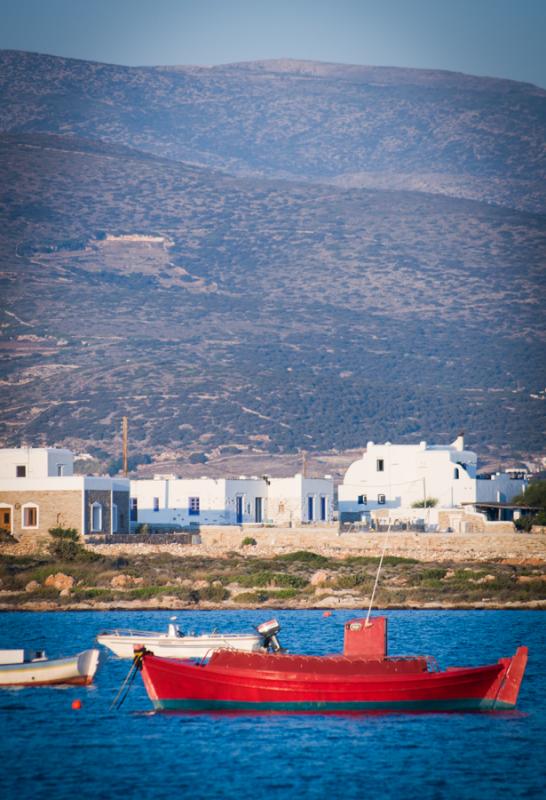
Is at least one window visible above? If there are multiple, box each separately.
[153,497,159,512]
[112,504,118,533]
[57,464,65,476]
[454,468,460,480]
[307,495,315,522]
[376,459,384,472]
[189,497,200,516]
[130,498,138,522]
[357,494,367,505]
[91,502,102,532]
[320,496,327,521]
[16,465,26,478]
[378,494,386,505]
[22,504,38,528]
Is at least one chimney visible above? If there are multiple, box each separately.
[453,432,464,451]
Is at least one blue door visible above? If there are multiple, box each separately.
[320,496,327,521]
[236,496,244,524]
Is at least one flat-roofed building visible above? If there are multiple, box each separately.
[0,447,130,543]
[130,473,334,529]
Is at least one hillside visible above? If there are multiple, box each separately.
[1,129,545,464]
[1,51,545,212]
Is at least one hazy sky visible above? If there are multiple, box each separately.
[1,0,546,87]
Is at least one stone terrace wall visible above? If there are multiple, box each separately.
[85,524,546,563]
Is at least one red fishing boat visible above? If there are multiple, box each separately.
[136,617,528,713]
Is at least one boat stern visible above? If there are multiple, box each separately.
[490,646,528,709]
[481,646,528,710]
[77,649,101,684]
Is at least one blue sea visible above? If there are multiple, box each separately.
[1,609,545,800]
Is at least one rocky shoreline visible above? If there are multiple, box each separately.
[1,527,544,613]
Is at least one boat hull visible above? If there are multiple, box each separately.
[98,632,264,660]
[0,649,100,687]
[140,647,528,713]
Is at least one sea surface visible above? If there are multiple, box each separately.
[1,609,544,800]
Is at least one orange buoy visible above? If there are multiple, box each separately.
[323,611,332,618]
[71,699,82,710]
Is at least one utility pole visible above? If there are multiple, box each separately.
[122,416,128,477]
[302,451,307,478]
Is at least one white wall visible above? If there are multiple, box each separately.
[0,448,74,479]
[0,476,128,492]
[131,478,232,526]
[338,437,524,515]
[130,474,334,527]
[265,475,333,525]
[476,474,527,503]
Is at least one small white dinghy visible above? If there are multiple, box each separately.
[97,621,266,660]
[0,648,100,686]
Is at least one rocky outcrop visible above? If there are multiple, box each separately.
[310,570,333,587]
[44,573,74,592]
[110,574,144,589]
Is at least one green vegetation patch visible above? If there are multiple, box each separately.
[277,551,329,566]
[234,571,308,589]
[233,588,300,603]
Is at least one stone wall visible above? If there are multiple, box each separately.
[86,525,546,563]
[113,490,130,534]
[84,489,111,535]
[0,489,82,549]
[437,509,515,534]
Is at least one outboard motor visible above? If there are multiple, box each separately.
[256,619,283,652]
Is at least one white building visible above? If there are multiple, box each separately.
[338,435,527,519]
[0,447,74,479]
[130,474,334,528]
[0,447,130,539]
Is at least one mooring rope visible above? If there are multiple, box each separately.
[110,648,145,711]
[365,522,392,626]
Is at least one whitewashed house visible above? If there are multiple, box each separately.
[0,447,74,479]
[0,447,130,540]
[130,474,334,529]
[338,435,527,520]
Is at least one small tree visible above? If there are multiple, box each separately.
[513,481,546,530]
[48,527,96,561]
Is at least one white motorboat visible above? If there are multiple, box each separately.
[97,621,266,660]
[0,648,100,686]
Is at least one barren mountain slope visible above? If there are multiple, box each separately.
[1,134,545,462]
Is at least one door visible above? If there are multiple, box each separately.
[320,495,327,521]
[307,495,314,522]
[236,495,244,524]
[0,508,11,534]
[255,497,263,523]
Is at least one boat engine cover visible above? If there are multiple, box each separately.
[344,617,387,659]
